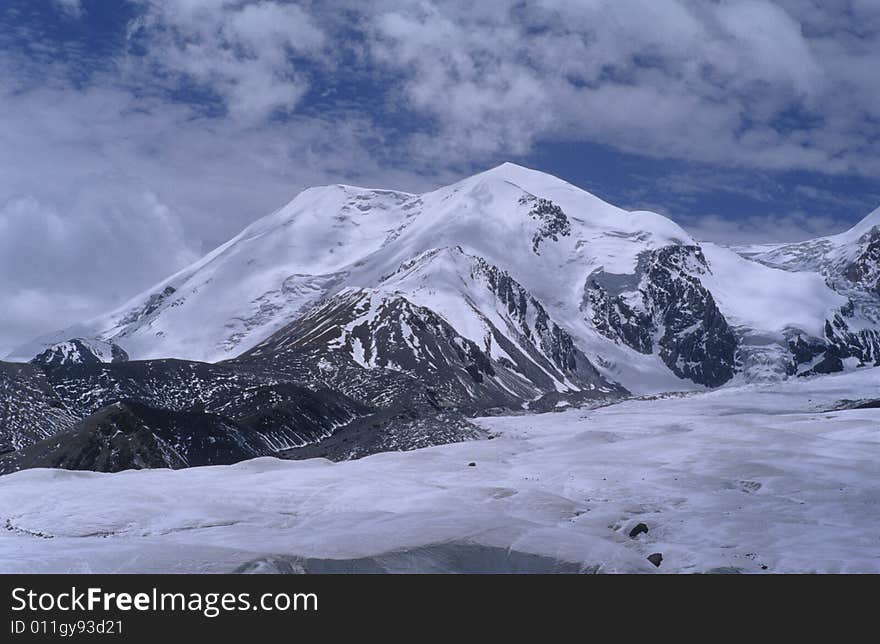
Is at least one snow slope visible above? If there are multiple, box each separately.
[8,186,422,363]
[2,368,878,573]
[700,243,845,337]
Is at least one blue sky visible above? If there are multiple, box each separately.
[1,0,879,352]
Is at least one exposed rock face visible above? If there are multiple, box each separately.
[237,252,626,414]
[239,290,506,411]
[221,383,369,450]
[801,350,845,376]
[475,256,611,391]
[820,310,880,368]
[119,285,177,326]
[788,334,826,366]
[586,246,737,387]
[0,362,79,452]
[844,228,880,294]
[0,358,370,466]
[0,401,266,474]
[519,194,571,253]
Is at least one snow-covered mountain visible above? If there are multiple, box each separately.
[4,163,879,571]
[736,208,880,374]
[236,246,625,412]
[10,163,878,398]
[31,338,128,368]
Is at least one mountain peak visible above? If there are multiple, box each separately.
[484,160,535,174]
[848,205,880,238]
[429,162,621,222]
[472,161,570,187]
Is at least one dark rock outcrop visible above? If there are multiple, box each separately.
[519,194,571,254]
[0,358,369,468]
[586,246,737,387]
[237,258,626,414]
[0,401,267,474]
[843,227,880,294]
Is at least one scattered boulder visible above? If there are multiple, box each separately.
[647,553,663,567]
[629,522,649,538]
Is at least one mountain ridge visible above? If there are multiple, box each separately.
[8,163,880,395]
[5,162,880,473]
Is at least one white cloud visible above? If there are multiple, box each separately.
[129,0,328,122]
[54,0,82,18]
[93,1,880,175]
[355,0,878,174]
[0,191,196,352]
